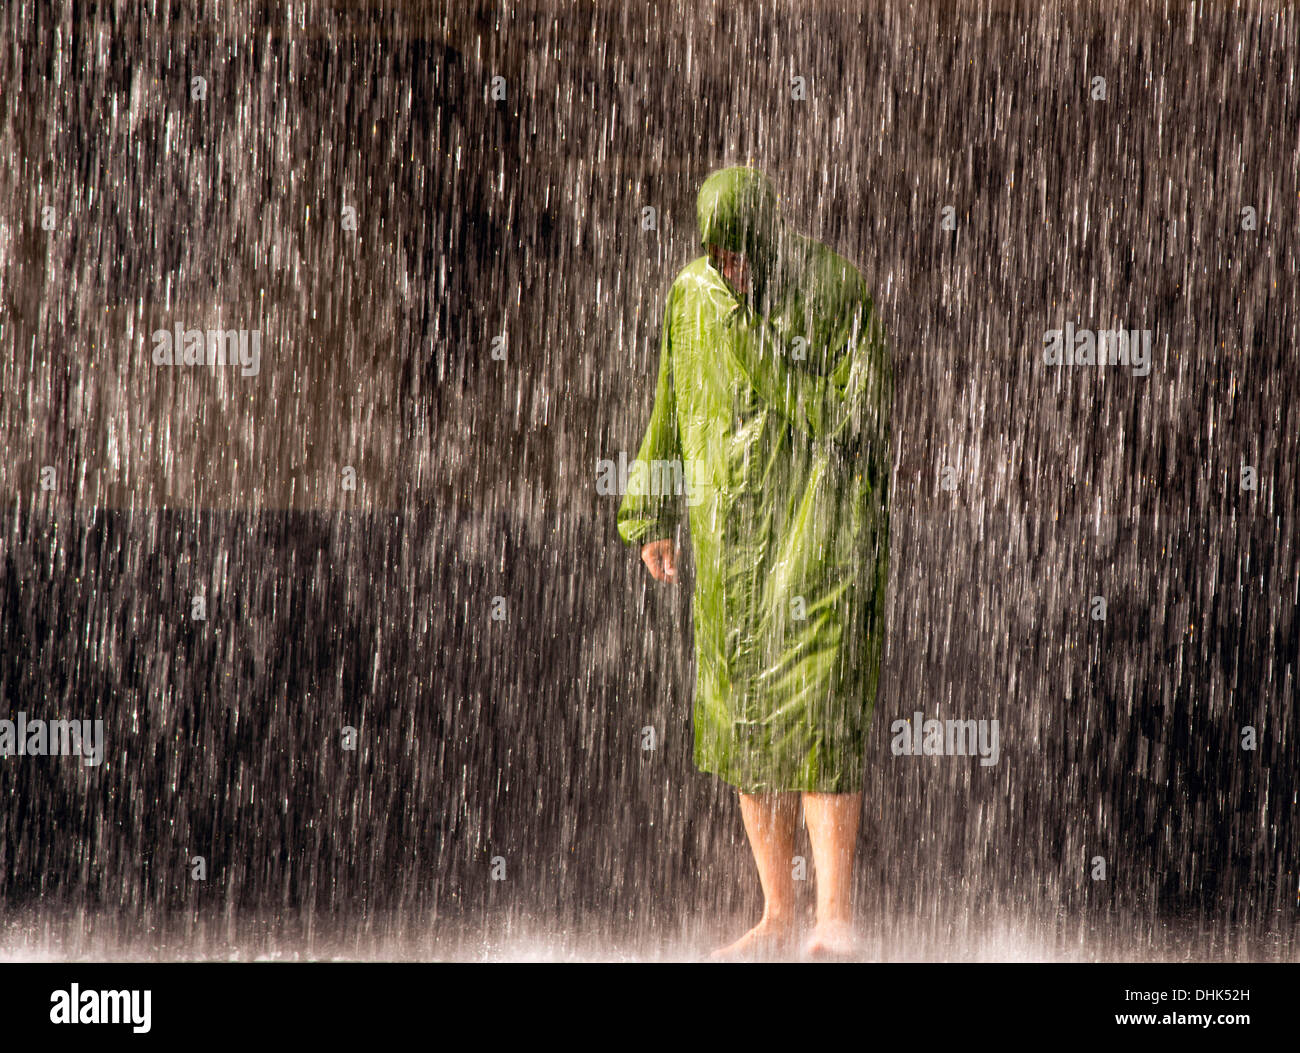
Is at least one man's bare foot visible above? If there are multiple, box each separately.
[803,918,861,961]
[709,917,797,961]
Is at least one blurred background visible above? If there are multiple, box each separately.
[0,0,1296,960]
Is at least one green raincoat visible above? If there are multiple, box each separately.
[618,167,891,793]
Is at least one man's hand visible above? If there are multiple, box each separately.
[640,539,679,583]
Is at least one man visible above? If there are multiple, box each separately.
[617,166,892,960]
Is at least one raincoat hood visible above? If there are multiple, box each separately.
[697,166,783,293]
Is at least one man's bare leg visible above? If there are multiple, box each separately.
[802,791,862,959]
[710,791,800,959]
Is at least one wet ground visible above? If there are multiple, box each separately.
[2,1,1297,962]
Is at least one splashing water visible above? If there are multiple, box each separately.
[0,1,1296,962]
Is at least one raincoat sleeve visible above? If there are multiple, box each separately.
[617,285,685,546]
[727,292,891,454]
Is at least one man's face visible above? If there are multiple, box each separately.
[708,244,751,295]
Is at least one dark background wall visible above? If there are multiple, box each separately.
[0,0,1296,955]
